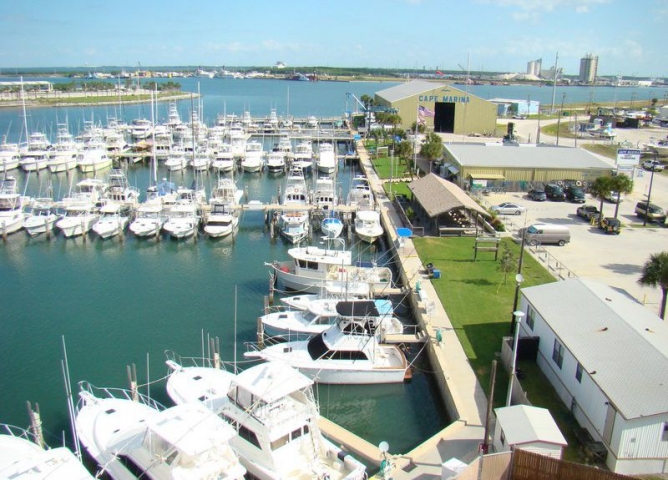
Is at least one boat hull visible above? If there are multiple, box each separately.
[56,215,99,238]
[23,215,59,237]
[0,213,25,235]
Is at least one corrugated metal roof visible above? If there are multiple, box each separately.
[495,405,567,446]
[522,278,668,420]
[407,173,490,218]
[375,80,447,103]
[445,143,614,171]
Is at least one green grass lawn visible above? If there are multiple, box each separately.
[382,182,412,201]
[371,155,413,180]
[411,237,594,463]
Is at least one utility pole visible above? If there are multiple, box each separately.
[550,52,559,113]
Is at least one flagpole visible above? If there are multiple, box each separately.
[414,102,419,175]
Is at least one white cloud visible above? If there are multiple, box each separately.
[476,0,609,13]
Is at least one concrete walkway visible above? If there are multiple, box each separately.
[354,141,489,479]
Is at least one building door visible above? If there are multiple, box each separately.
[434,102,455,133]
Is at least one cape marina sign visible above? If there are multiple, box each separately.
[418,94,471,103]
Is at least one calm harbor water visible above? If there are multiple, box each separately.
[2,77,664,462]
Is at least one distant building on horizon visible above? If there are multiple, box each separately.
[579,54,598,83]
[527,58,542,77]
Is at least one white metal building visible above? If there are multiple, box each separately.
[489,98,540,117]
[518,278,668,475]
[493,405,567,459]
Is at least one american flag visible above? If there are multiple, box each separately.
[418,105,435,117]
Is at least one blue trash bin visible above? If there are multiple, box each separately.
[432,269,441,279]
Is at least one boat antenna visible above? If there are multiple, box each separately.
[150,87,157,185]
[60,335,82,460]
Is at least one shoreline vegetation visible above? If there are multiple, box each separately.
[0,91,198,109]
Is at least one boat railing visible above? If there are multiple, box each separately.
[164,350,232,371]
[77,380,164,411]
[0,423,36,442]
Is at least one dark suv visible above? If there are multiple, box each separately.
[565,185,586,203]
[545,183,566,201]
[635,201,667,223]
[528,186,547,201]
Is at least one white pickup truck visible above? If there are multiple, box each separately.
[642,159,664,172]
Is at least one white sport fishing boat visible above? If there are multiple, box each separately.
[203,178,243,238]
[354,209,384,243]
[162,185,203,240]
[292,140,313,172]
[0,423,94,479]
[280,281,371,311]
[268,240,394,294]
[0,176,27,236]
[76,382,246,480]
[165,358,366,479]
[261,298,403,340]
[0,138,20,172]
[245,316,410,385]
[316,142,336,174]
[91,202,131,239]
[320,215,344,238]
[241,140,265,173]
[23,199,61,237]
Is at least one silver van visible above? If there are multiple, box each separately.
[520,223,571,246]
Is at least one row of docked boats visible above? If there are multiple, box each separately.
[0,169,243,241]
[2,356,368,479]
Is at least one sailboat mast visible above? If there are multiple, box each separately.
[150,87,157,184]
[20,77,29,147]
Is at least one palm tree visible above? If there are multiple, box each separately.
[638,252,668,320]
[589,176,613,222]
[609,175,634,219]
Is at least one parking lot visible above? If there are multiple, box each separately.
[483,169,668,317]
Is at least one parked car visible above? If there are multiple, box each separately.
[642,159,664,172]
[576,204,600,221]
[519,223,571,246]
[599,217,621,234]
[565,185,586,203]
[604,191,624,203]
[635,201,667,223]
[528,186,547,201]
[491,202,526,215]
[545,183,566,201]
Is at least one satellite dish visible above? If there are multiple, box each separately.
[379,441,389,453]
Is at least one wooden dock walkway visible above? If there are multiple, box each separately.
[319,417,383,467]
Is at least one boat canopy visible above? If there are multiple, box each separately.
[335,300,380,318]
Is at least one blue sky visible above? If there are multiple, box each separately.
[1,0,666,77]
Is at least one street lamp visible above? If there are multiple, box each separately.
[556,92,565,146]
[506,311,526,407]
[643,152,657,227]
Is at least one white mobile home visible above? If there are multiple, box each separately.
[517,278,668,475]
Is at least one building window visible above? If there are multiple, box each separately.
[552,339,564,369]
[575,363,583,383]
[663,424,668,442]
[526,305,535,330]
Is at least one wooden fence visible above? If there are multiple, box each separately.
[511,449,635,480]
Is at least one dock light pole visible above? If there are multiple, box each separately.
[506,311,525,407]
[643,152,657,227]
[556,93,566,146]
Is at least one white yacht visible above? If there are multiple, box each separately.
[354,209,384,243]
[0,176,27,235]
[19,132,51,172]
[211,143,235,173]
[227,125,246,158]
[268,240,394,294]
[23,199,61,237]
[278,167,310,244]
[241,140,264,172]
[346,175,375,209]
[292,140,313,172]
[77,135,113,173]
[0,138,20,172]
[162,186,203,240]
[261,298,403,340]
[0,423,94,480]
[103,168,140,209]
[56,179,107,238]
[165,359,366,479]
[129,118,153,141]
[165,144,188,171]
[92,202,131,239]
[203,178,243,238]
[312,176,337,210]
[189,145,212,171]
[316,142,336,174]
[280,281,371,311]
[265,151,286,173]
[129,181,176,238]
[76,383,246,480]
[47,125,79,173]
[246,317,410,385]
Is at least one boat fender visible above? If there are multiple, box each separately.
[280,266,290,273]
